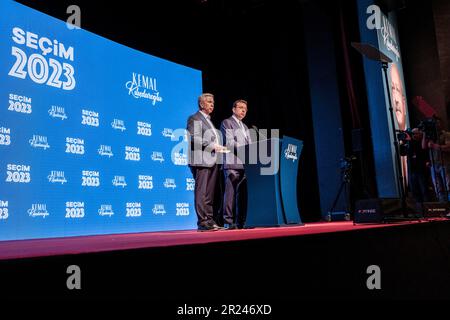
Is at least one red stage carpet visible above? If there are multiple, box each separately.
[1,218,446,260]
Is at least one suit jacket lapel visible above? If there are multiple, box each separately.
[230,116,249,143]
[230,116,239,129]
[197,111,214,130]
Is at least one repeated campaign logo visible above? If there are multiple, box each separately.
[48,170,67,184]
[66,201,85,219]
[28,204,49,218]
[125,146,141,161]
[98,204,114,217]
[8,27,76,91]
[81,109,100,127]
[125,72,163,106]
[186,178,195,191]
[126,202,142,218]
[137,121,152,137]
[151,151,164,163]
[29,134,50,150]
[152,204,166,216]
[48,106,67,120]
[6,164,31,184]
[111,119,126,131]
[0,201,9,220]
[112,175,127,188]
[163,178,176,189]
[162,128,174,139]
[176,203,190,216]
[98,145,114,158]
[8,93,32,114]
[163,128,187,141]
[82,170,100,187]
[65,137,85,155]
[138,175,153,190]
[0,127,11,146]
[284,144,298,162]
[173,152,188,166]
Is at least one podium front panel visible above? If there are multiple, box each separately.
[280,137,303,224]
[242,139,284,227]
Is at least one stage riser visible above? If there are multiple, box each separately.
[1,221,450,300]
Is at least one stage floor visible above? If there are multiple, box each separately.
[1,218,447,260]
[2,217,450,299]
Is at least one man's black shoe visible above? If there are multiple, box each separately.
[197,224,219,232]
[210,223,225,230]
[224,223,238,230]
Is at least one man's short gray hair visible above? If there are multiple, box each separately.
[198,93,214,109]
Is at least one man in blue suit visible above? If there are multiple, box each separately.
[220,100,251,230]
[187,93,227,231]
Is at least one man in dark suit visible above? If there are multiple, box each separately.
[220,99,251,230]
[187,93,227,231]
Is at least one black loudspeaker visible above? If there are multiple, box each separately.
[354,198,403,223]
[325,211,351,222]
[422,202,449,218]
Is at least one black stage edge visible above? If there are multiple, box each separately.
[1,220,450,303]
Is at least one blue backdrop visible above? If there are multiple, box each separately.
[0,1,201,240]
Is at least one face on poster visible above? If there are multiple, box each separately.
[377,11,409,131]
[390,63,407,131]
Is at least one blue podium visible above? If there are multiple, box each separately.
[239,136,303,227]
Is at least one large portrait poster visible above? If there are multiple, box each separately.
[377,11,410,190]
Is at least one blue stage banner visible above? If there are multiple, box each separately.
[0,1,201,240]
